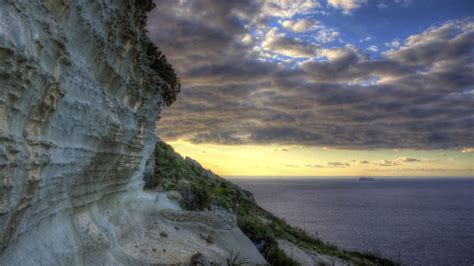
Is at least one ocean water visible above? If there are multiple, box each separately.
[232,178,474,266]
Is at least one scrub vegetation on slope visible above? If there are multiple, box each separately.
[145,141,398,266]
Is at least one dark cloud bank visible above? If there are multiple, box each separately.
[148,0,474,150]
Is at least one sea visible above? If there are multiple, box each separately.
[231,177,474,266]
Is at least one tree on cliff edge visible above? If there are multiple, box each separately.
[147,44,181,106]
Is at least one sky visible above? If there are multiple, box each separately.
[147,0,474,177]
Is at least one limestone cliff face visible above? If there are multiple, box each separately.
[0,0,163,263]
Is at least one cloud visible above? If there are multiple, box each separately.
[351,160,370,164]
[461,147,474,153]
[315,28,340,43]
[241,34,253,45]
[327,0,368,14]
[327,162,351,167]
[280,19,340,44]
[385,20,474,65]
[261,28,318,58]
[306,162,351,168]
[367,45,379,52]
[394,0,413,7]
[261,0,321,18]
[396,157,422,163]
[306,164,324,168]
[281,19,320,33]
[149,2,474,150]
[375,160,400,167]
[369,167,453,172]
[374,157,427,166]
[385,40,401,49]
[378,0,413,9]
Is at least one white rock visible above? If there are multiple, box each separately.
[0,0,162,264]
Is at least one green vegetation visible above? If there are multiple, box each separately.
[225,251,248,266]
[135,0,181,107]
[145,140,398,266]
[237,215,298,266]
[135,0,155,12]
[136,0,181,107]
[147,45,181,106]
[180,183,211,211]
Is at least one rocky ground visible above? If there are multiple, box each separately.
[95,190,265,265]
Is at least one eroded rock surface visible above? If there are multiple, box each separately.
[0,0,169,265]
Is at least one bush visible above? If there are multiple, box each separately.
[143,141,193,190]
[238,215,272,241]
[264,245,300,266]
[179,183,210,211]
[148,45,181,106]
[237,215,299,266]
[135,0,155,12]
[225,251,248,266]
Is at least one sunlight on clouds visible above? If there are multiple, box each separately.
[367,45,379,52]
[261,28,317,58]
[261,0,320,18]
[315,28,341,43]
[281,19,320,33]
[328,0,368,14]
[315,46,360,60]
[150,1,474,175]
[241,34,253,45]
[462,148,474,153]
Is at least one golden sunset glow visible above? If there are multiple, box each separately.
[166,140,474,177]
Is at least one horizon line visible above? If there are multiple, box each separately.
[224,175,474,178]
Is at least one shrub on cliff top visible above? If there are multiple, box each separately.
[135,0,155,12]
[148,45,181,106]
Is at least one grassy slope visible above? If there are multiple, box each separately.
[145,141,398,266]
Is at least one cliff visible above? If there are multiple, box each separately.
[1,0,160,264]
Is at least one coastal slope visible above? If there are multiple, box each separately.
[145,140,398,265]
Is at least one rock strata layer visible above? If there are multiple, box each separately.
[0,0,163,264]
